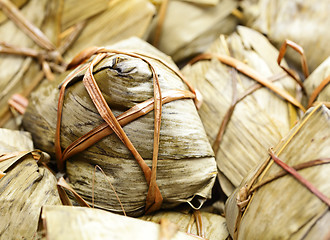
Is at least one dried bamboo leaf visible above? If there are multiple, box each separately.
[23,37,217,216]
[63,0,156,61]
[38,205,200,240]
[0,127,33,152]
[61,0,108,30]
[225,104,330,239]
[304,57,330,107]
[148,0,238,62]
[182,26,300,195]
[240,0,330,72]
[0,129,61,239]
[141,210,229,240]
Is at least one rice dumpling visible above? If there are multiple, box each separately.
[225,104,330,239]
[0,129,61,239]
[240,0,330,72]
[182,26,301,196]
[23,37,217,216]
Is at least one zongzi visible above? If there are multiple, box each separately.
[225,104,330,239]
[182,26,301,196]
[0,129,61,239]
[240,0,330,72]
[23,37,217,216]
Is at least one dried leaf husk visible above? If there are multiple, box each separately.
[38,205,201,240]
[225,104,330,239]
[23,37,217,216]
[182,26,300,196]
[62,0,156,61]
[60,0,108,30]
[0,127,33,152]
[240,0,330,72]
[304,57,330,107]
[0,129,61,239]
[148,0,238,62]
[140,210,229,240]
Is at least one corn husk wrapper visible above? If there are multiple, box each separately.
[240,0,330,72]
[23,37,217,216]
[140,210,229,240]
[0,0,155,129]
[148,0,238,62]
[0,129,61,239]
[225,104,330,239]
[38,205,201,240]
[0,0,58,128]
[182,26,300,196]
[304,57,330,106]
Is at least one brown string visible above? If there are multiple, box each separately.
[55,48,196,213]
[308,74,330,108]
[277,39,309,82]
[212,72,288,156]
[250,158,330,193]
[55,64,90,167]
[188,51,305,157]
[186,210,205,238]
[92,165,126,216]
[82,51,162,213]
[188,53,305,111]
[193,210,205,238]
[60,89,194,162]
[57,177,91,207]
[268,149,330,207]
[8,94,28,115]
[186,214,195,234]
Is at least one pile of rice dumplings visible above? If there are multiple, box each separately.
[0,0,329,239]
